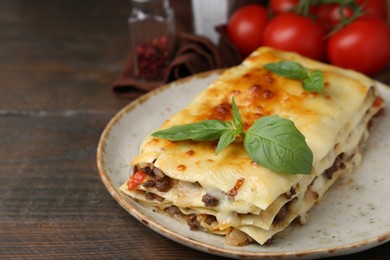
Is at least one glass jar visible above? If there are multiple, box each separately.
[128,0,175,82]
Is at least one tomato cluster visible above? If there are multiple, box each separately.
[227,0,390,75]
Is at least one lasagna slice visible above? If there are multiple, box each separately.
[120,47,385,246]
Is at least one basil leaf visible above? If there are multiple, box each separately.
[303,70,324,92]
[264,60,325,93]
[152,120,233,141]
[264,61,308,80]
[244,115,313,175]
[215,130,237,154]
[231,98,244,137]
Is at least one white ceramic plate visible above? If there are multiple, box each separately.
[97,70,390,259]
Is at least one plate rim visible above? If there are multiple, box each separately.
[96,70,390,259]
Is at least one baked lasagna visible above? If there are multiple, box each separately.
[120,47,385,245]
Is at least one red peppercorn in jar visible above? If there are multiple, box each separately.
[128,0,175,82]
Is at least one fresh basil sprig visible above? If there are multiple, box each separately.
[152,98,313,175]
[264,61,324,93]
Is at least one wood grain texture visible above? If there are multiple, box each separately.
[0,0,389,259]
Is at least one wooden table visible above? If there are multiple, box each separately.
[0,0,389,259]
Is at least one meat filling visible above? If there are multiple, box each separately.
[155,176,171,192]
[273,204,287,223]
[187,214,200,230]
[141,166,154,176]
[137,165,173,202]
[285,186,296,199]
[201,193,219,207]
[324,153,346,179]
[204,215,217,225]
[142,180,156,188]
[165,205,182,217]
[145,192,164,201]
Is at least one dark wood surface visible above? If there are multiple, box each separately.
[0,0,389,259]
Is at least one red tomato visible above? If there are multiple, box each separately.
[355,0,388,20]
[269,0,299,14]
[127,171,146,190]
[327,18,390,75]
[227,4,269,56]
[269,0,318,15]
[317,4,354,28]
[263,13,327,60]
